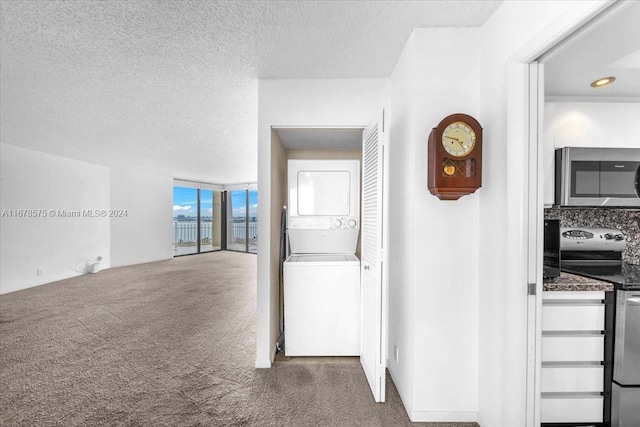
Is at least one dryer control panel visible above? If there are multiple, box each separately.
[331,217,359,229]
[289,216,359,230]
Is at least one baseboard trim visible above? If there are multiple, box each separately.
[0,271,84,295]
[410,410,478,423]
[254,341,278,369]
[387,365,413,418]
[254,358,272,369]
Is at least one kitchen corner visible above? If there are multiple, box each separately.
[541,209,640,427]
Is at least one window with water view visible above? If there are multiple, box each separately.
[173,186,222,256]
[173,183,256,255]
[227,189,258,254]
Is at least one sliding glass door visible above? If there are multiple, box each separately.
[199,189,223,253]
[173,186,199,256]
[228,190,247,252]
[248,190,258,253]
[173,182,223,256]
[226,188,258,253]
[174,181,256,256]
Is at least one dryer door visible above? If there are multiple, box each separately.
[297,170,350,216]
[288,159,360,219]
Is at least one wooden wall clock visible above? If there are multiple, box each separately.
[428,113,483,200]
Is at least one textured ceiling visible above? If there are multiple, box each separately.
[0,1,502,183]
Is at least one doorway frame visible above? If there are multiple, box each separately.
[505,1,615,425]
[257,125,369,368]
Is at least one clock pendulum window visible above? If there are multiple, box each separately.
[428,113,483,200]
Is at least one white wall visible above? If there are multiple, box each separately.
[110,166,174,267]
[544,101,640,148]
[256,79,389,367]
[543,101,640,205]
[412,29,481,421]
[387,32,415,415]
[0,144,175,293]
[387,28,481,422]
[0,143,110,294]
[386,1,614,425]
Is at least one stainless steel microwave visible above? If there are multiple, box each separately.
[555,147,640,207]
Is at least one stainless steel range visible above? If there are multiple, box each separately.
[560,226,640,427]
[560,227,626,266]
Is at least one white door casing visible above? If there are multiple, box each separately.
[360,109,389,403]
[525,60,544,427]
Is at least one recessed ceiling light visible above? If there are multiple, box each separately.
[590,76,616,88]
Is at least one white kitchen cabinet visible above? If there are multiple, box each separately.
[541,365,604,393]
[542,304,605,331]
[541,291,607,424]
[542,291,605,300]
[541,335,604,362]
[541,395,604,423]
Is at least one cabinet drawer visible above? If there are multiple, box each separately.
[541,366,604,393]
[541,395,603,423]
[542,304,605,331]
[541,335,604,362]
[543,291,605,301]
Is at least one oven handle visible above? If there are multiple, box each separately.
[627,296,640,305]
[635,163,640,197]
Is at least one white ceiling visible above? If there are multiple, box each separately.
[0,0,502,184]
[543,1,640,100]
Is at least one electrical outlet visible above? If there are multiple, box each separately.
[96,256,103,261]
[36,269,42,277]
[394,344,399,363]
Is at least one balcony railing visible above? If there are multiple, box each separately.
[173,220,257,254]
[173,221,212,245]
[229,221,258,253]
[231,221,258,240]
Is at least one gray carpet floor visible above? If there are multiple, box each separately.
[0,251,479,427]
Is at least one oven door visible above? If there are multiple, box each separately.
[614,290,640,385]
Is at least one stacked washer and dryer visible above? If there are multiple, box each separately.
[283,159,361,356]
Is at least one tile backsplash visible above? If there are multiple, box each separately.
[544,208,640,265]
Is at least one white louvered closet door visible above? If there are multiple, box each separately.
[360,110,388,403]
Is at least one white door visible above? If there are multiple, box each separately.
[360,110,388,402]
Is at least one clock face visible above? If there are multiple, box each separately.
[441,121,476,157]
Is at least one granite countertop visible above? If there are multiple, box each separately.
[543,271,614,292]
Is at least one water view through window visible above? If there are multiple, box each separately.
[173,186,222,256]
[227,190,258,253]
[173,184,256,256]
